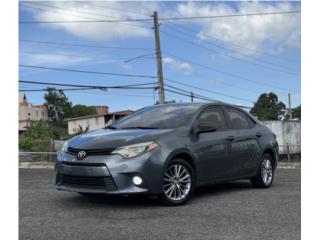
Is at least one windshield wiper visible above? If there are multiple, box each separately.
[106,126,117,130]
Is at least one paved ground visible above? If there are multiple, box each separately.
[19,169,300,240]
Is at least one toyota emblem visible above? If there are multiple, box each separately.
[77,150,87,160]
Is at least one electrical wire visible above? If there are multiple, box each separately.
[163,51,300,93]
[20,39,154,51]
[19,10,301,24]
[161,29,299,76]
[162,23,300,70]
[19,65,157,79]
[163,21,300,64]
[19,80,157,89]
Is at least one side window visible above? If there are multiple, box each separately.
[225,108,251,130]
[246,115,256,128]
[198,107,227,131]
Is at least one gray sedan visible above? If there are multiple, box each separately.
[56,102,278,206]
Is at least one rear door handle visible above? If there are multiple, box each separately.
[226,136,235,141]
[256,132,262,138]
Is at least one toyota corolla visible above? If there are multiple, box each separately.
[55,102,278,205]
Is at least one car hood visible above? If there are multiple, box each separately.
[68,128,174,149]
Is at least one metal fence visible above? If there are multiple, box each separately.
[19,152,58,162]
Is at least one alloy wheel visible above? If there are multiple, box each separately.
[163,164,191,201]
[261,158,273,185]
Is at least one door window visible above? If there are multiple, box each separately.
[225,108,252,130]
[198,107,227,131]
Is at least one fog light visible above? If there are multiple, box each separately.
[132,176,143,186]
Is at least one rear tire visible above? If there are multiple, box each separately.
[251,153,274,188]
[160,158,195,206]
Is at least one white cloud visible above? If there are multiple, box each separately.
[20,51,93,66]
[22,1,155,41]
[21,1,300,55]
[163,57,193,75]
[172,1,301,55]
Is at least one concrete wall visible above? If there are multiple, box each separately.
[262,120,301,154]
[68,115,105,135]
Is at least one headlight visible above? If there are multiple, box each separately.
[112,141,159,159]
[61,141,69,154]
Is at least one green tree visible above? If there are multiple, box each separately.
[71,104,96,118]
[44,88,72,127]
[19,120,55,151]
[24,120,54,140]
[250,92,286,120]
[292,105,301,120]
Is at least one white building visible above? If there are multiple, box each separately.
[67,114,106,135]
[67,110,133,135]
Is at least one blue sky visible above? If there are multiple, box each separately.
[19,1,301,112]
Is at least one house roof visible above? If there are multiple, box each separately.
[65,114,105,121]
[66,110,134,122]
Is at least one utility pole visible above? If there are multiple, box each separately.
[153,11,165,104]
[288,93,292,120]
[191,92,194,102]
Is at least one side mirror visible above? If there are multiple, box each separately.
[194,120,218,134]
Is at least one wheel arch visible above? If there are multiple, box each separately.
[165,149,197,179]
[261,145,278,169]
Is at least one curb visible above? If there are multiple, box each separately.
[19,162,301,170]
[278,163,301,169]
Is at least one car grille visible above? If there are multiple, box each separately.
[67,147,115,156]
[59,174,117,191]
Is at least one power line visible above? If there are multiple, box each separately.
[161,29,299,76]
[190,71,262,94]
[162,23,300,70]
[19,80,157,89]
[20,88,155,98]
[20,39,154,51]
[19,10,300,24]
[163,51,300,93]
[164,80,255,103]
[163,87,252,109]
[19,87,98,92]
[159,10,301,21]
[164,21,300,64]
[19,65,157,79]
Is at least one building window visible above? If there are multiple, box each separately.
[41,111,44,117]
[36,110,38,116]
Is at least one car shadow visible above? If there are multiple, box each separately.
[58,180,257,208]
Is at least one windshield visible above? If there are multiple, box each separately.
[110,104,201,129]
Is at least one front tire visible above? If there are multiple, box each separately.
[251,153,274,188]
[160,158,195,206]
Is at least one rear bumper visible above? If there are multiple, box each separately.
[55,148,165,195]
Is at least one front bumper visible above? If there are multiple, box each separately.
[55,148,166,195]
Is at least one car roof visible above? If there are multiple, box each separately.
[148,102,242,109]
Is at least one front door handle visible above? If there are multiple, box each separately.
[256,132,262,138]
[227,136,235,141]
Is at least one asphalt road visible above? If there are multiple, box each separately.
[19,169,300,240]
